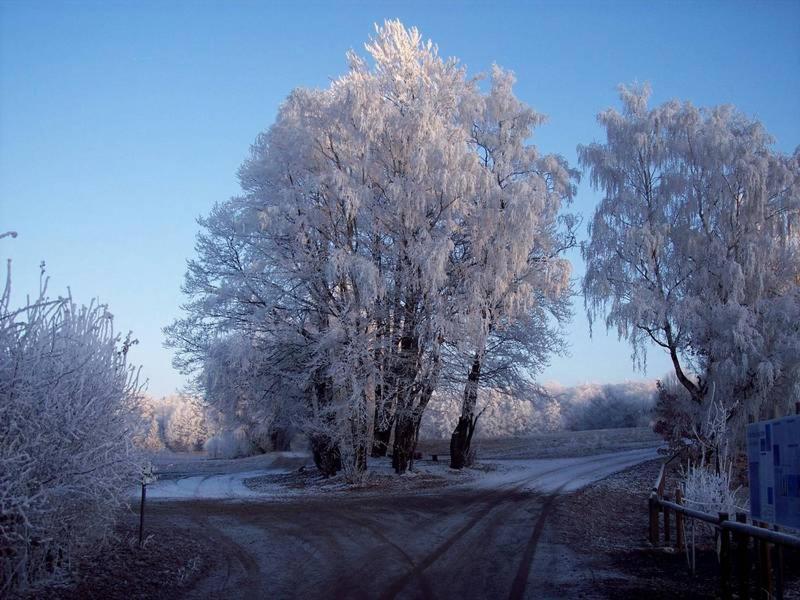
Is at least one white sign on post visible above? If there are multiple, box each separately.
[747,414,800,530]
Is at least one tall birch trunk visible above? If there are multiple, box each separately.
[450,353,482,469]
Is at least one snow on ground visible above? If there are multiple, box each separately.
[145,470,287,500]
[470,446,660,493]
[142,450,312,500]
[141,440,661,501]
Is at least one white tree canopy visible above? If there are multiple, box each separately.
[580,84,800,434]
[168,20,577,474]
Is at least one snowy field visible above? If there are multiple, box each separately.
[419,425,660,459]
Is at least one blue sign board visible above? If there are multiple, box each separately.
[747,415,800,530]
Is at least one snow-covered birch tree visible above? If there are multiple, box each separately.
[445,66,577,468]
[580,84,800,450]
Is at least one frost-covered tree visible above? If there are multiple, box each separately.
[0,260,143,593]
[168,20,577,475]
[163,395,207,452]
[444,66,577,468]
[200,335,298,453]
[421,386,562,440]
[136,396,165,452]
[580,85,800,449]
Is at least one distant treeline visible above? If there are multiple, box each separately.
[420,381,656,439]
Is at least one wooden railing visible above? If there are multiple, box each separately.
[649,458,799,600]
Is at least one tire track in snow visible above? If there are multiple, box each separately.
[379,450,649,599]
[507,487,564,600]
[183,515,262,599]
[331,510,436,599]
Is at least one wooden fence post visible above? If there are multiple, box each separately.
[675,487,684,552]
[735,512,749,600]
[663,494,671,546]
[774,539,784,600]
[755,520,774,600]
[764,529,774,600]
[774,522,785,600]
[649,493,659,546]
[719,512,731,600]
[755,527,763,599]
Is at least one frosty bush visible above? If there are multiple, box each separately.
[135,396,165,452]
[0,262,143,593]
[420,387,561,439]
[680,454,747,539]
[679,399,747,535]
[556,381,655,431]
[203,427,255,459]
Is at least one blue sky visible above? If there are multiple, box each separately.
[1,0,798,397]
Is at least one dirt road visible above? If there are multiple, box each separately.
[146,448,656,599]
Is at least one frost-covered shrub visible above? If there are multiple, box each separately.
[681,455,748,542]
[653,373,699,454]
[0,264,143,593]
[680,403,748,540]
[203,427,254,459]
[558,381,656,431]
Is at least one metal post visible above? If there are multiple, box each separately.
[735,512,749,600]
[138,481,146,548]
[719,512,731,600]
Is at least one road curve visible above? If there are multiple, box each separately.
[147,447,659,599]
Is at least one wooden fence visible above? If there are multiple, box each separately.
[649,458,800,599]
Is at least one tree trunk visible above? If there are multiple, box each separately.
[392,412,418,474]
[391,293,419,474]
[371,379,395,457]
[351,388,370,473]
[450,416,476,469]
[372,418,393,457]
[310,433,341,477]
[309,374,341,477]
[450,354,481,469]
[270,426,292,452]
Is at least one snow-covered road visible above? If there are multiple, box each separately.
[145,470,284,500]
[476,446,659,493]
[143,446,658,501]
[144,446,660,599]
